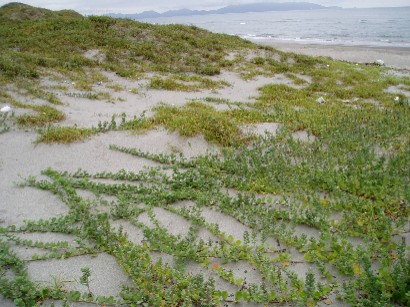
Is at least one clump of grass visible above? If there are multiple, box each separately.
[223,108,272,124]
[285,73,308,85]
[152,102,246,146]
[202,97,232,104]
[198,65,221,76]
[12,102,65,127]
[106,83,124,92]
[257,84,313,108]
[149,77,190,91]
[37,115,120,143]
[37,126,95,143]
[200,97,246,109]
[0,55,39,79]
[119,112,154,131]
[149,75,228,92]
[66,91,111,100]
[251,56,266,65]
[0,110,12,133]
[23,85,63,105]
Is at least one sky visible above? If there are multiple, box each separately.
[0,0,409,14]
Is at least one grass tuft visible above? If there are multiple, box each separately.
[13,103,65,127]
[37,126,95,143]
[149,75,228,92]
[152,102,251,146]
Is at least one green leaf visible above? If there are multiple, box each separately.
[243,291,251,301]
[235,291,243,301]
[67,291,81,301]
[227,235,234,243]
[235,278,244,286]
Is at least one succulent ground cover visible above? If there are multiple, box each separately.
[1,3,409,306]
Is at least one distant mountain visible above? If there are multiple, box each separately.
[107,2,334,19]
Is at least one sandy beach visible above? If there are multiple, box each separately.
[254,40,410,70]
[1,40,409,306]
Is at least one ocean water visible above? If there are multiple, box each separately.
[141,7,410,48]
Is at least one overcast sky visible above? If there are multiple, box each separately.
[1,0,409,14]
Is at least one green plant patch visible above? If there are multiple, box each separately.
[36,115,121,143]
[119,113,154,131]
[66,91,111,100]
[149,75,228,92]
[36,126,95,143]
[20,83,63,105]
[198,65,221,76]
[12,102,65,127]
[0,55,39,78]
[5,127,408,305]
[152,102,246,146]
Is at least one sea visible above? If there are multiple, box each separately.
[140,7,410,48]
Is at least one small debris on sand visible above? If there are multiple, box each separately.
[316,96,326,104]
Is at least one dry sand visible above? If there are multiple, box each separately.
[254,40,410,70]
[1,44,409,306]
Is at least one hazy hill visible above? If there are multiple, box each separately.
[108,2,330,19]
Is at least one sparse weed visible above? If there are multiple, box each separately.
[0,110,13,133]
[149,74,228,92]
[66,92,99,100]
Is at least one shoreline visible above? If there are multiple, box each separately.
[252,40,410,70]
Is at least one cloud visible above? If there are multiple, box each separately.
[0,0,408,14]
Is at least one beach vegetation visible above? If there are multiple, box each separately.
[149,74,228,92]
[0,108,13,133]
[37,115,119,143]
[12,102,65,127]
[0,3,409,306]
[106,83,124,92]
[19,83,63,105]
[118,112,154,132]
[37,126,96,143]
[65,91,111,100]
[198,65,221,76]
[152,102,244,146]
